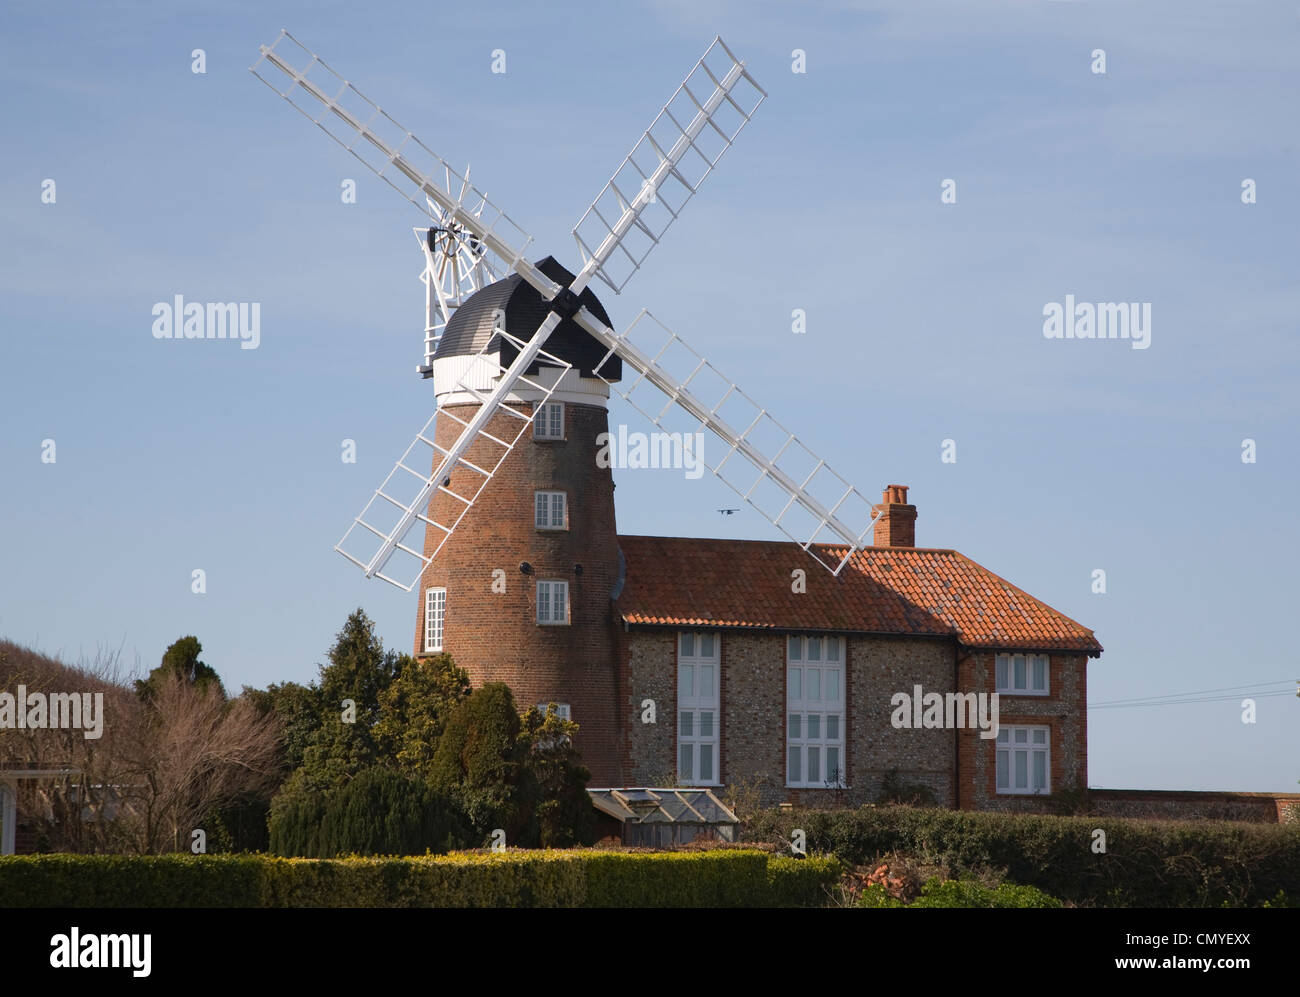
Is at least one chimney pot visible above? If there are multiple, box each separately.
[872,484,917,548]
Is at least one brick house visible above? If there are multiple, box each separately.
[410,258,1104,811]
[613,518,1101,810]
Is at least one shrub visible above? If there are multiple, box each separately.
[269,768,469,858]
[748,806,1300,907]
[430,683,534,844]
[876,769,938,807]
[521,705,595,848]
[855,877,1061,908]
[267,787,327,857]
[767,855,843,908]
[909,879,1062,908]
[857,883,905,908]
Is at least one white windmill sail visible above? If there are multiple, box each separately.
[337,330,574,589]
[572,36,766,295]
[584,310,878,576]
[253,30,875,588]
[252,31,766,588]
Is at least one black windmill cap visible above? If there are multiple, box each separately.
[433,257,621,382]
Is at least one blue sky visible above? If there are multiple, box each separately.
[1,0,1295,792]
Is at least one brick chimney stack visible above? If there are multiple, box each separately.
[872,484,917,548]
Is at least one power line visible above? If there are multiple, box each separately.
[1091,682,1296,711]
[1091,679,1296,708]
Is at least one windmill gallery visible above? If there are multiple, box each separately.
[251,32,1104,811]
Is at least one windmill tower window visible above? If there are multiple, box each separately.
[535,703,573,748]
[534,491,568,530]
[678,631,720,786]
[534,402,564,441]
[536,580,569,625]
[424,588,446,653]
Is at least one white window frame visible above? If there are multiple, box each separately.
[424,587,446,653]
[786,635,846,788]
[534,401,564,441]
[995,652,1050,696]
[0,782,14,855]
[534,490,568,530]
[677,631,720,787]
[536,580,569,625]
[996,725,1051,795]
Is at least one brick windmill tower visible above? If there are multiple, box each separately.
[412,257,625,783]
[255,31,880,787]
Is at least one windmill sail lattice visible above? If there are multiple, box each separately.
[251,31,547,294]
[253,30,877,588]
[336,331,574,591]
[572,37,766,295]
[587,311,878,576]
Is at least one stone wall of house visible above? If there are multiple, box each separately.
[619,631,1113,816]
[618,629,677,787]
[842,635,955,808]
[622,628,958,808]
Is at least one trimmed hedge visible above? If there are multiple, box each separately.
[0,849,840,908]
[748,806,1300,908]
[583,850,839,908]
[767,855,843,908]
[0,854,264,907]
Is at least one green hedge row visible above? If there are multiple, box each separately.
[0,850,840,908]
[748,806,1300,908]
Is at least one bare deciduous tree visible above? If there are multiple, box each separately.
[114,673,283,853]
[2,641,282,853]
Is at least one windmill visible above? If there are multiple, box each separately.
[251,30,880,593]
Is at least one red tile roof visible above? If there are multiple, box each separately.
[615,536,1102,655]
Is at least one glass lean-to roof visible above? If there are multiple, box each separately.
[587,788,739,825]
